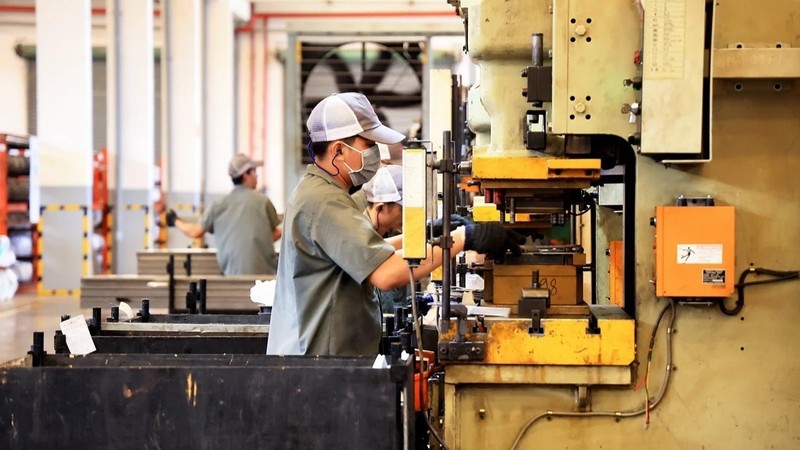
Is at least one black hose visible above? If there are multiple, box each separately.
[719,267,800,316]
[648,300,674,363]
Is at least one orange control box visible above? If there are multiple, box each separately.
[654,206,735,297]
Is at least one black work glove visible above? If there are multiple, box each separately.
[166,209,178,227]
[427,214,472,239]
[464,223,527,260]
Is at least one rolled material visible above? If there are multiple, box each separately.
[7,155,30,176]
[7,179,29,202]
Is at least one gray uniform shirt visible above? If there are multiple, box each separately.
[266,165,395,356]
[201,186,280,275]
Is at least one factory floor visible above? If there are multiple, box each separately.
[0,288,88,363]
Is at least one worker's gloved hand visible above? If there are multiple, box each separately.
[464,223,527,260]
[166,209,178,227]
[427,214,472,239]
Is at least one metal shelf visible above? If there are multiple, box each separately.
[1,134,37,286]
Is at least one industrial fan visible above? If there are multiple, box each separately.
[299,40,425,163]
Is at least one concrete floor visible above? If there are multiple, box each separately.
[0,289,89,363]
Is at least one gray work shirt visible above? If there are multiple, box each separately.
[266,165,395,356]
[350,188,368,212]
[201,185,280,275]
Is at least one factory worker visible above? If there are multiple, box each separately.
[361,165,409,313]
[166,153,282,275]
[363,165,404,238]
[267,92,525,356]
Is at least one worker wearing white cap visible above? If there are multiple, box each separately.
[166,153,282,275]
[267,92,524,356]
[361,165,409,313]
[362,165,404,238]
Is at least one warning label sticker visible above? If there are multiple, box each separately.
[702,269,726,285]
[677,244,723,264]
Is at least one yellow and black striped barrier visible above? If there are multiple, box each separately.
[171,203,199,213]
[36,204,89,297]
[124,204,151,250]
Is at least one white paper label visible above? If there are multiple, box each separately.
[644,0,686,79]
[59,314,97,355]
[677,244,723,264]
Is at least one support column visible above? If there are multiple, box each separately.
[35,0,93,293]
[107,0,155,274]
[162,0,203,248]
[203,0,236,205]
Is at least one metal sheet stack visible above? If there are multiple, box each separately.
[80,274,272,311]
[136,248,221,276]
[81,248,272,312]
[80,274,170,309]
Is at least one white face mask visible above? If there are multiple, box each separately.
[341,142,381,186]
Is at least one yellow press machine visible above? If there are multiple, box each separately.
[434,0,800,449]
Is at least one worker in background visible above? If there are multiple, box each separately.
[266,92,525,356]
[166,154,282,275]
[364,164,475,314]
[361,165,408,313]
[363,165,404,239]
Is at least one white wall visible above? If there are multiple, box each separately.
[0,23,33,136]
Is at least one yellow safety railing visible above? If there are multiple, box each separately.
[36,204,89,297]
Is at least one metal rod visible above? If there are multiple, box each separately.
[91,307,102,331]
[570,204,576,244]
[590,198,597,305]
[198,279,207,314]
[30,332,44,367]
[451,74,462,166]
[140,298,150,322]
[167,254,176,313]
[458,254,466,288]
[440,131,454,329]
[531,33,544,67]
[451,74,469,213]
[623,147,637,317]
[187,280,198,314]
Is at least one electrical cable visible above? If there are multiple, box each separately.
[306,140,340,178]
[408,265,449,450]
[509,299,677,450]
[719,266,800,316]
[643,299,674,429]
[566,207,591,216]
[566,192,595,216]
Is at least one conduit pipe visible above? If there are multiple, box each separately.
[0,5,159,16]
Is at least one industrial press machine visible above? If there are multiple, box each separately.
[429,0,800,449]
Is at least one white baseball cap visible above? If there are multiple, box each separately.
[306,92,405,144]
[228,153,263,177]
[362,165,403,205]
